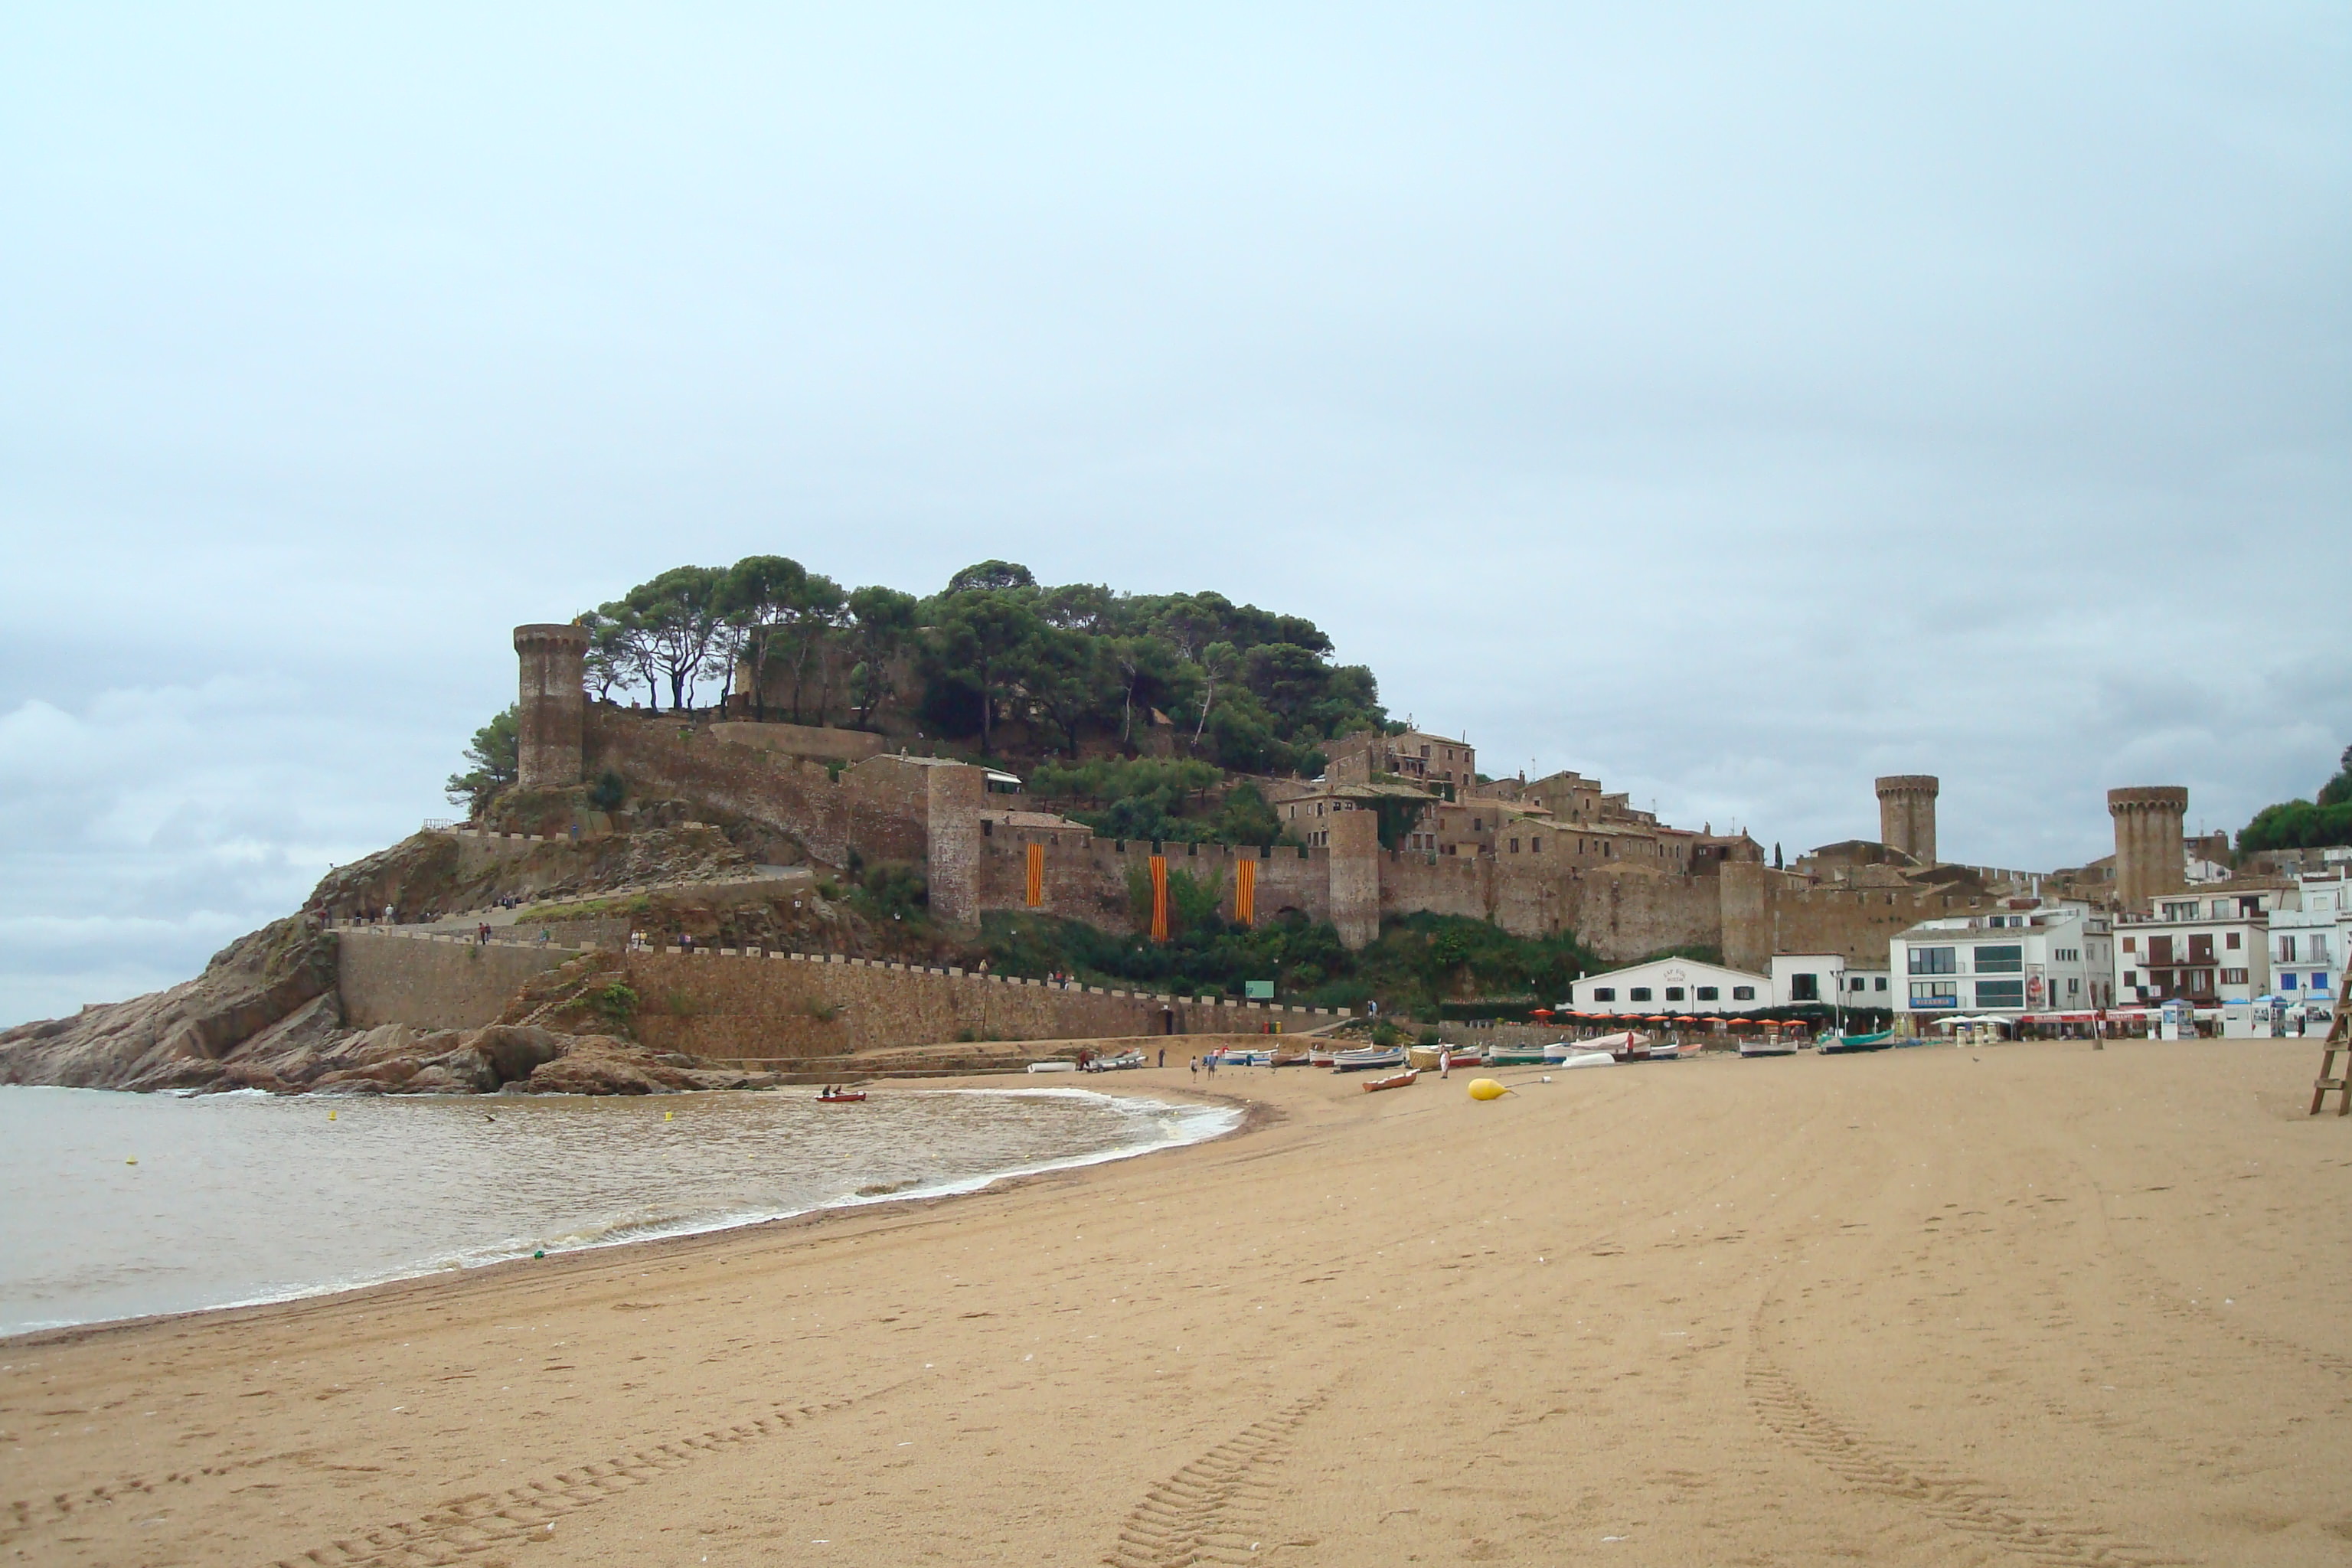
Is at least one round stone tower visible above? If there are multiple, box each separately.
[2106,786,2188,910]
[1874,775,1939,867]
[513,622,590,790]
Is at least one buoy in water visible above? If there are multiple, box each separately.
[1467,1078,1508,1101]
[126,1156,138,1165]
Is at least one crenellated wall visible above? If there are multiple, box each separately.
[622,949,1348,1059]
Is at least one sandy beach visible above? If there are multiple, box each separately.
[7,1038,2351,1566]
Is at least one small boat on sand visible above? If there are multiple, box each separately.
[1088,1050,1146,1071]
[1270,1050,1314,1067]
[1820,1031,1894,1054]
[1308,1047,1339,1068]
[1332,1046,1408,1072]
[1554,1050,1615,1070]
[1361,1068,1419,1093]
[1485,1046,1549,1067]
[1738,1036,1798,1057]
[1025,1060,1080,1073]
[817,1090,867,1102]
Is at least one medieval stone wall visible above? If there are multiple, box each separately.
[620,949,1346,1060]
[585,707,933,868]
[974,829,1334,935]
[338,929,579,1030]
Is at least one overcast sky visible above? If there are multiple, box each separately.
[2,5,2346,1025]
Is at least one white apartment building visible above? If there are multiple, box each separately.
[2269,871,2350,1018]
[2112,885,2286,1008]
[1892,903,2114,1019]
[1566,958,1768,1016]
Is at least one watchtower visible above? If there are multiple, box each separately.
[2107,786,2189,910]
[513,623,589,789]
[1874,775,1939,866]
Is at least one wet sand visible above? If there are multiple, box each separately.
[7,1038,2351,1566]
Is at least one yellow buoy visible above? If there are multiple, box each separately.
[664,1110,674,1120]
[126,1157,138,1165]
[1467,1078,1508,1101]
[328,1109,337,1120]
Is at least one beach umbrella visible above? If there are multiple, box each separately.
[1645,1014,1671,1023]
[1725,1018,1755,1026]
[1530,1008,1554,1021]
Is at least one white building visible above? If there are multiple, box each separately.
[2113,885,2285,1009]
[2268,871,2350,1020]
[1768,953,1892,1010]
[1893,903,2114,1020]
[1566,958,1768,1016]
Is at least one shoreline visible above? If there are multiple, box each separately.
[0,1072,1269,1350]
[11,1040,2349,1567]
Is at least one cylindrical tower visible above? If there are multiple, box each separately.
[514,622,590,790]
[1874,775,1940,866]
[2106,786,2188,910]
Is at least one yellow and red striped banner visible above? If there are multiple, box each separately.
[1233,856,1256,927]
[1148,854,1169,942]
[1024,841,1044,907]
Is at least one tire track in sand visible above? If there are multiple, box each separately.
[274,1381,908,1568]
[1104,1390,1328,1568]
[1746,1356,2183,1566]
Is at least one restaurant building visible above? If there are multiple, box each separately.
[1564,958,1769,1016]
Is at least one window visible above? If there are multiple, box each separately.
[2123,970,2139,987]
[1664,986,1685,1001]
[1696,985,1719,1001]
[2278,936,2298,962]
[1509,838,1520,854]
[2316,935,2334,962]
[1850,976,1867,992]
[2163,901,2197,920]
[1909,946,1957,975]
[2122,936,2138,953]
[1974,945,2023,974]
[1875,976,1888,991]
[1531,836,1541,853]
[1591,987,1616,1001]
[2221,968,2249,986]
[1910,982,1959,1008]
[2213,900,2233,918]
[1732,985,1756,1001]
[1789,973,1820,1001]
[1975,979,2025,1008]
[1629,987,1653,1002]
[2066,977,2081,995]
[2281,973,2300,990]
[2316,972,2333,993]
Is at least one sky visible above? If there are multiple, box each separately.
[2,5,2346,1026]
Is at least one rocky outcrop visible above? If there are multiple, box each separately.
[0,918,339,1091]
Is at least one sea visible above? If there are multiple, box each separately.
[0,1084,1237,1337]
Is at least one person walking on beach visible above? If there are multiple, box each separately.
[1158,1047,1165,1068]
[1189,1056,1197,1076]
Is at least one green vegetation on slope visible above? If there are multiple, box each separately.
[979,906,1598,1019]
[2238,745,2352,854]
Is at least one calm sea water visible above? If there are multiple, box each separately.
[0,1085,1236,1336]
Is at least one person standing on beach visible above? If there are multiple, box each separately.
[1158,1047,1165,1068]
[1189,1056,1197,1076]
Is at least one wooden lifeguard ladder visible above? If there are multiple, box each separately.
[2310,1005,2352,1116]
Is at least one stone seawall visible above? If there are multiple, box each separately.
[337,929,580,1031]
[619,949,1350,1060]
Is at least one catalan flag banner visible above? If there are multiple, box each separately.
[1233,855,1256,927]
[1148,854,1170,942]
[1024,841,1044,907]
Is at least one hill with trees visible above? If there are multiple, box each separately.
[2237,744,2352,855]
[567,556,1389,778]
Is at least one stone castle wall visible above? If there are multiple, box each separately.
[338,929,579,1030]
[585,708,933,867]
[619,949,1342,1059]
[974,828,1335,935]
